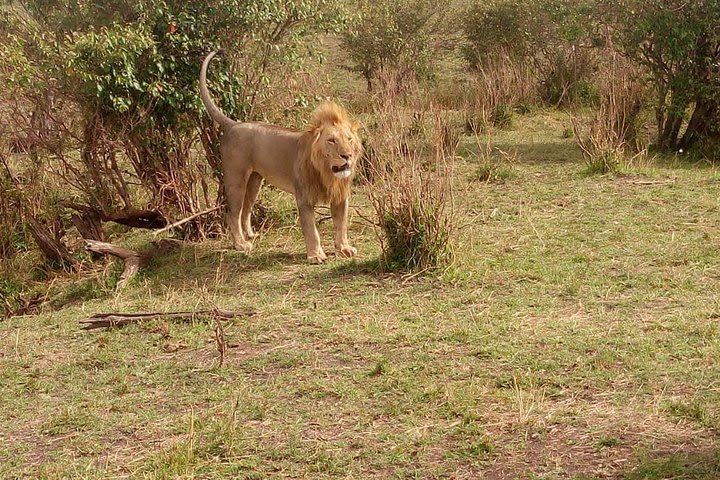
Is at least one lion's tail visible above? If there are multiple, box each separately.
[199,50,236,131]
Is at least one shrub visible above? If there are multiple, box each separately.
[472,136,518,183]
[462,0,601,107]
[462,55,537,134]
[610,0,720,151]
[0,0,345,264]
[492,104,514,129]
[341,0,459,92]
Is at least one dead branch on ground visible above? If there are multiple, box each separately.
[79,308,255,330]
[84,239,142,290]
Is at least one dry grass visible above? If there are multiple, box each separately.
[363,72,456,273]
[571,56,647,174]
[463,55,537,134]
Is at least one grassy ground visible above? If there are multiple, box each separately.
[1,110,719,479]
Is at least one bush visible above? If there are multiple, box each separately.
[0,0,345,265]
[463,0,601,107]
[471,136,518,183]
[491,104,514,129]
[610,0,720,151]
[462,54,537,134]
[541,50,600,106]
[341,0,459,92]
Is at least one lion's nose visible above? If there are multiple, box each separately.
[340,154,351,161]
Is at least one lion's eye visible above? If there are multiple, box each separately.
[328,138,337,144]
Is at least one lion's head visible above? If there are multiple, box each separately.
[307,103,362,198]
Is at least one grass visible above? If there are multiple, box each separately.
[1,110,720,479]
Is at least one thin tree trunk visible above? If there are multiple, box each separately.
[71,211,105,242]
[659,112,683,150]
[27,216,76,268]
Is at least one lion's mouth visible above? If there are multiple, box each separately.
[331,163,352,178]
[331,163,351,173]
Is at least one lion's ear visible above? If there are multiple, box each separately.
[310,126,323,145]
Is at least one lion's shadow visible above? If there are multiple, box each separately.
[136,242,380,294]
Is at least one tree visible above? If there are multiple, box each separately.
[608,0,720,150]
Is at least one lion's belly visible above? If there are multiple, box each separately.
[259,169,295,195]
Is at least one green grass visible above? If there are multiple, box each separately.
[1,110,719,479]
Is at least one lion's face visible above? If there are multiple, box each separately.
[313,122,361,180]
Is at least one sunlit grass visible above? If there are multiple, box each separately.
[1,111,719,479]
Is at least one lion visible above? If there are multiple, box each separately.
[199,50,362,264]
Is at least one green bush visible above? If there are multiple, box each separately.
[611,0,720,151]
[381,204,452,272]
[0,0,346,264]
[341,0,458,91]
[492,104,514,129]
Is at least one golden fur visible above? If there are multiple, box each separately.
[199,51,362,263]
[306,103,357,204]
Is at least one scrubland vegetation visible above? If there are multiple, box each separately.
[1,0,719,478]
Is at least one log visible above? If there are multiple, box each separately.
[63,202,167,230]
[79,308,255,330]
[105,209,167,229]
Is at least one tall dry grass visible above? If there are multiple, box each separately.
[463,54,537,133]
[364,71,456,273]
[571,56,646,174]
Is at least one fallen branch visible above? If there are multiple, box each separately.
[83,238,183,290]
[79,308,255,330]
[84,239,141,290]
[625,179,676,186]
[153,206,221,236]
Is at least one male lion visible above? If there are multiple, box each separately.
[199,50,362,264]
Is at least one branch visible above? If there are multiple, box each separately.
[79,308,255,330]
[153,205,221,236]
[84,239,142,290]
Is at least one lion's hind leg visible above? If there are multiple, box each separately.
[225,170,253,253]
[241,172,263,240]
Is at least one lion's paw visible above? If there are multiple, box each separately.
[307,249,327,264]
[336,244,357,258]
[233,240,253,253]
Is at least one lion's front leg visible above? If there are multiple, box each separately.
[296,199,327,264]
[331,197,357,258]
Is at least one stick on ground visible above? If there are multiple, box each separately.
[79,308,255,330]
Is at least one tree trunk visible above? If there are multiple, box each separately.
[680,99,717,150]
[658,111,683,150]
[26,216,76,268]
[71,211,105,242]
